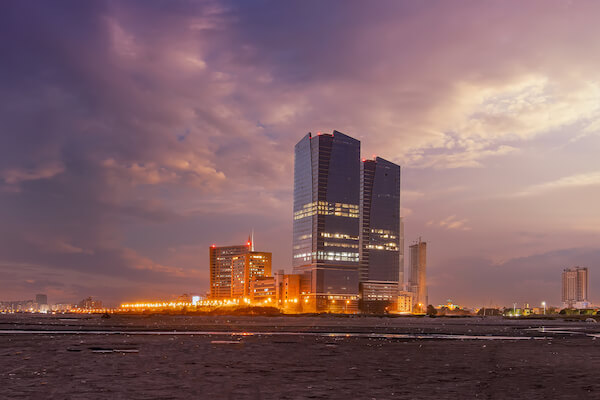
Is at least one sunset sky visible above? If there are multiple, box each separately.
[1,0,599,307]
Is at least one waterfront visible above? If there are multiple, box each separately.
[1,314,598,399]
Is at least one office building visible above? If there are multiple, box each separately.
[209,240,252,299]
[409,238,427,312]
[562,266,589,308]
[250,276,277,303]
[359,157,401,310]
[231,251,272,298]
[293,130,361,312]
[359,281,399,313]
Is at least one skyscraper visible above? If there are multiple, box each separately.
[359,157,401,281]
[358,157,402,310]
[293,131,361,312]
[409,238,427,312]
[562,266,589,308]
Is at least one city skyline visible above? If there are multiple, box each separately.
[1,1,600,307]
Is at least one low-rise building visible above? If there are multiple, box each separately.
[250,276,276,304]
[396,291,413,313]
[359,281,398,313]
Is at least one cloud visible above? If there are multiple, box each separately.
[1,163,65,185]
[439,215,472,231]
[101,157,226,188]
[409,143,517,169]
[514,171,600,196]
[426,215,471,231]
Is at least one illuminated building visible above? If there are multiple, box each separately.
[293,131,361,312]
[274,270,303,311]
[359,157,401,311]
[562,266,589,308]
[250,276,276,303]
[78,297,102,310]
[231,252,272,298]
[51,304,73,312]
[0,300,35,312]
[409,238,427,312]
[360,282,399,302]
[359,281,398,313]
[396,291,413,313]
[436,300,462,311]
[209,241,252,299]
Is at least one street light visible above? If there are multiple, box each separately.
[541,301,546,315]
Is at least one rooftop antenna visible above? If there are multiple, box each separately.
[251,229,255,251]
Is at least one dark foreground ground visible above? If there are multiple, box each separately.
[1,314,599,399]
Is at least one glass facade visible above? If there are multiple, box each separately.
[293,131,361,300]
[359,157,401,282]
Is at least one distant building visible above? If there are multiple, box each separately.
[409,238,427,311]
[562,266,589,308]
[35,294,48,305]
[231,252,272,298]
[397,291,413,313]
[177,293,192,302]
[292,131,361,312]
[78,297,102,310]
[209,240,252,299]
[0,300,35,312]
[399,217,405,285]
[51,304,73,312]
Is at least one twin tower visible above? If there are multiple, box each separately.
[293,130,403,312]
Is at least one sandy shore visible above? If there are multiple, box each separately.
[1,314,598,399]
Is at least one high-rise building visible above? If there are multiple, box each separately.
[409,238,427,312]
[209,241,252,299]
[562,266,589,308]
[292,131,361,311]
[358,157,401,310]
[231,251,272,298]
[35,294,48,305]
[399,218,405,286]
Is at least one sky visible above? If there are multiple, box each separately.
[1,0,599,307]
